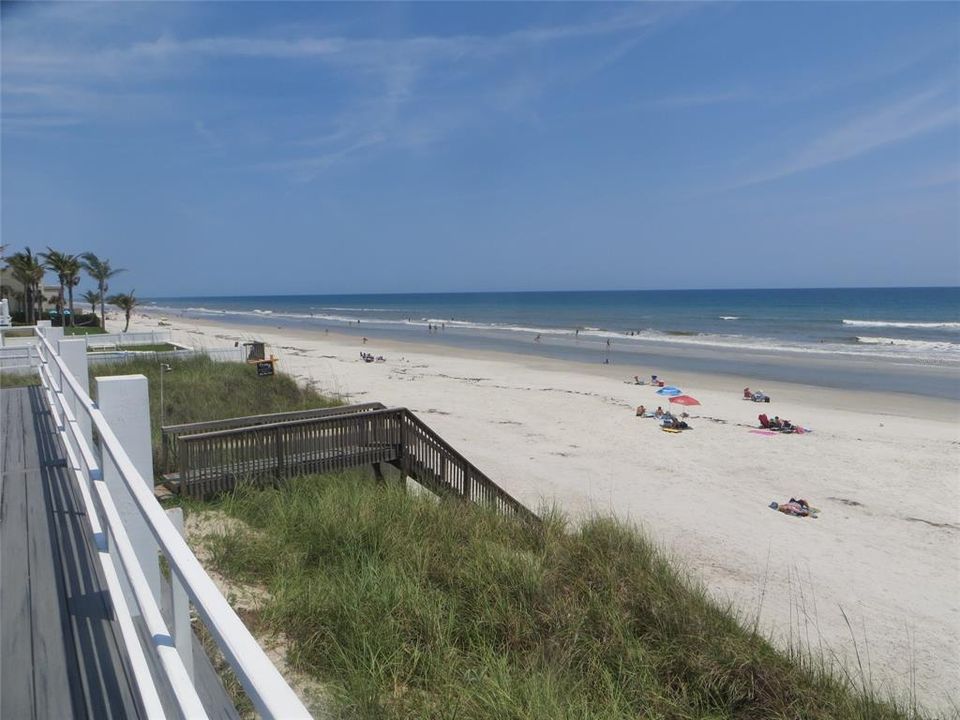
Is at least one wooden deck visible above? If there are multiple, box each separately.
[1,386,244,719]
[0,386,142,719]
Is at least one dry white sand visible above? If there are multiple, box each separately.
[126,311,960,711]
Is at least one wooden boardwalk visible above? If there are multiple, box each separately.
[170,405,539,523]
[0,386,142,719]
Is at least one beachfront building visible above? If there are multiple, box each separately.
[0,265,60,316]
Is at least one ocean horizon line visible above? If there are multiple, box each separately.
[146,284,960,301]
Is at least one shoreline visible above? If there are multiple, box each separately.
[126,309,960,710]
[143,305,960,401]
[143,308,959,421]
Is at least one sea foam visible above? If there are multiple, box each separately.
[843,319,960,330]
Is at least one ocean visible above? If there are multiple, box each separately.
[146,287,960,399]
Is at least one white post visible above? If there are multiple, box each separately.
[96,374,162,612]
[165,507,195,681]
[58,339,91,449]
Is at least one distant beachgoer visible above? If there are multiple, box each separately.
[744,387,751,399]
[575,328,580,337]
[651,374,658,384]
[634,375,641,384]
[603,358,609,364]
[636,405,646,417]
[362,337,368,345]
[606,338,611,348]
[655,406,664,418]
[535,334,542,342]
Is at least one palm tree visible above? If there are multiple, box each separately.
[81,289,102,316]
[63,255,81,327]
[6,247,45,324]
[41,248,72,324]
[81,253,124,330]
[107,290,138,333]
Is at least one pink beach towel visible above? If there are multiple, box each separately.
[748,429,779,437]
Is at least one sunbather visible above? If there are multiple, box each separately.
[769,498,815,517]
[744,387,752,399]
[636,404,647,417]
[655,406,664,418]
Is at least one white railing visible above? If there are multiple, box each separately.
[0,327,173,350]
[0,345,37,372]
[89,347,246,366]
[84,330,174,350]
[26,326,311,719]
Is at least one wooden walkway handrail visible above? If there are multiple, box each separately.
[175,406,538,523]
[399,410,537,522]
[176,405,402,441]
[161,402,385,435]
[161,402,385,470]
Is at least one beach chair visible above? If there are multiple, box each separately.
[758,414,771,429]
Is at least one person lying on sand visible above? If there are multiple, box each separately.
[654,406,664,418]
[661,414,690,430]
[769,498,817,517]
[771,416,794,431]
[636,405,646,417]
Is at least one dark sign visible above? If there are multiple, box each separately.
[256,361,275,377]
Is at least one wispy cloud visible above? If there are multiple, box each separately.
[2,3,692,178]
[729,83,959,189]
[648,89,751,109]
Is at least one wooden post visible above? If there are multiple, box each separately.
[274,426,284,483]
[96,374,162,612]
[462,461,472,502]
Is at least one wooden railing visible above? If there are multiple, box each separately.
[176,407,538,523]
[161,402,385,471]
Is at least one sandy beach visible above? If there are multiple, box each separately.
[125,311,960,711]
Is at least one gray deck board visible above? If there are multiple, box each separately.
[1,386,143,719]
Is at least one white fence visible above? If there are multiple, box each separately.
[0,327,173,350]
[85,330,174,350]
[89,347,247,366]
[22,325,311,719]
[0,345,36,373]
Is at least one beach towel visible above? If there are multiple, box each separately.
[749,429,779,437]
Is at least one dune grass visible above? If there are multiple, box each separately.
[89,355,339,471]
[65,325,106,336]
[201,474,923,720]
[0,369,40,388]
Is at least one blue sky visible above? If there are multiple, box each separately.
[2,1,958,296]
